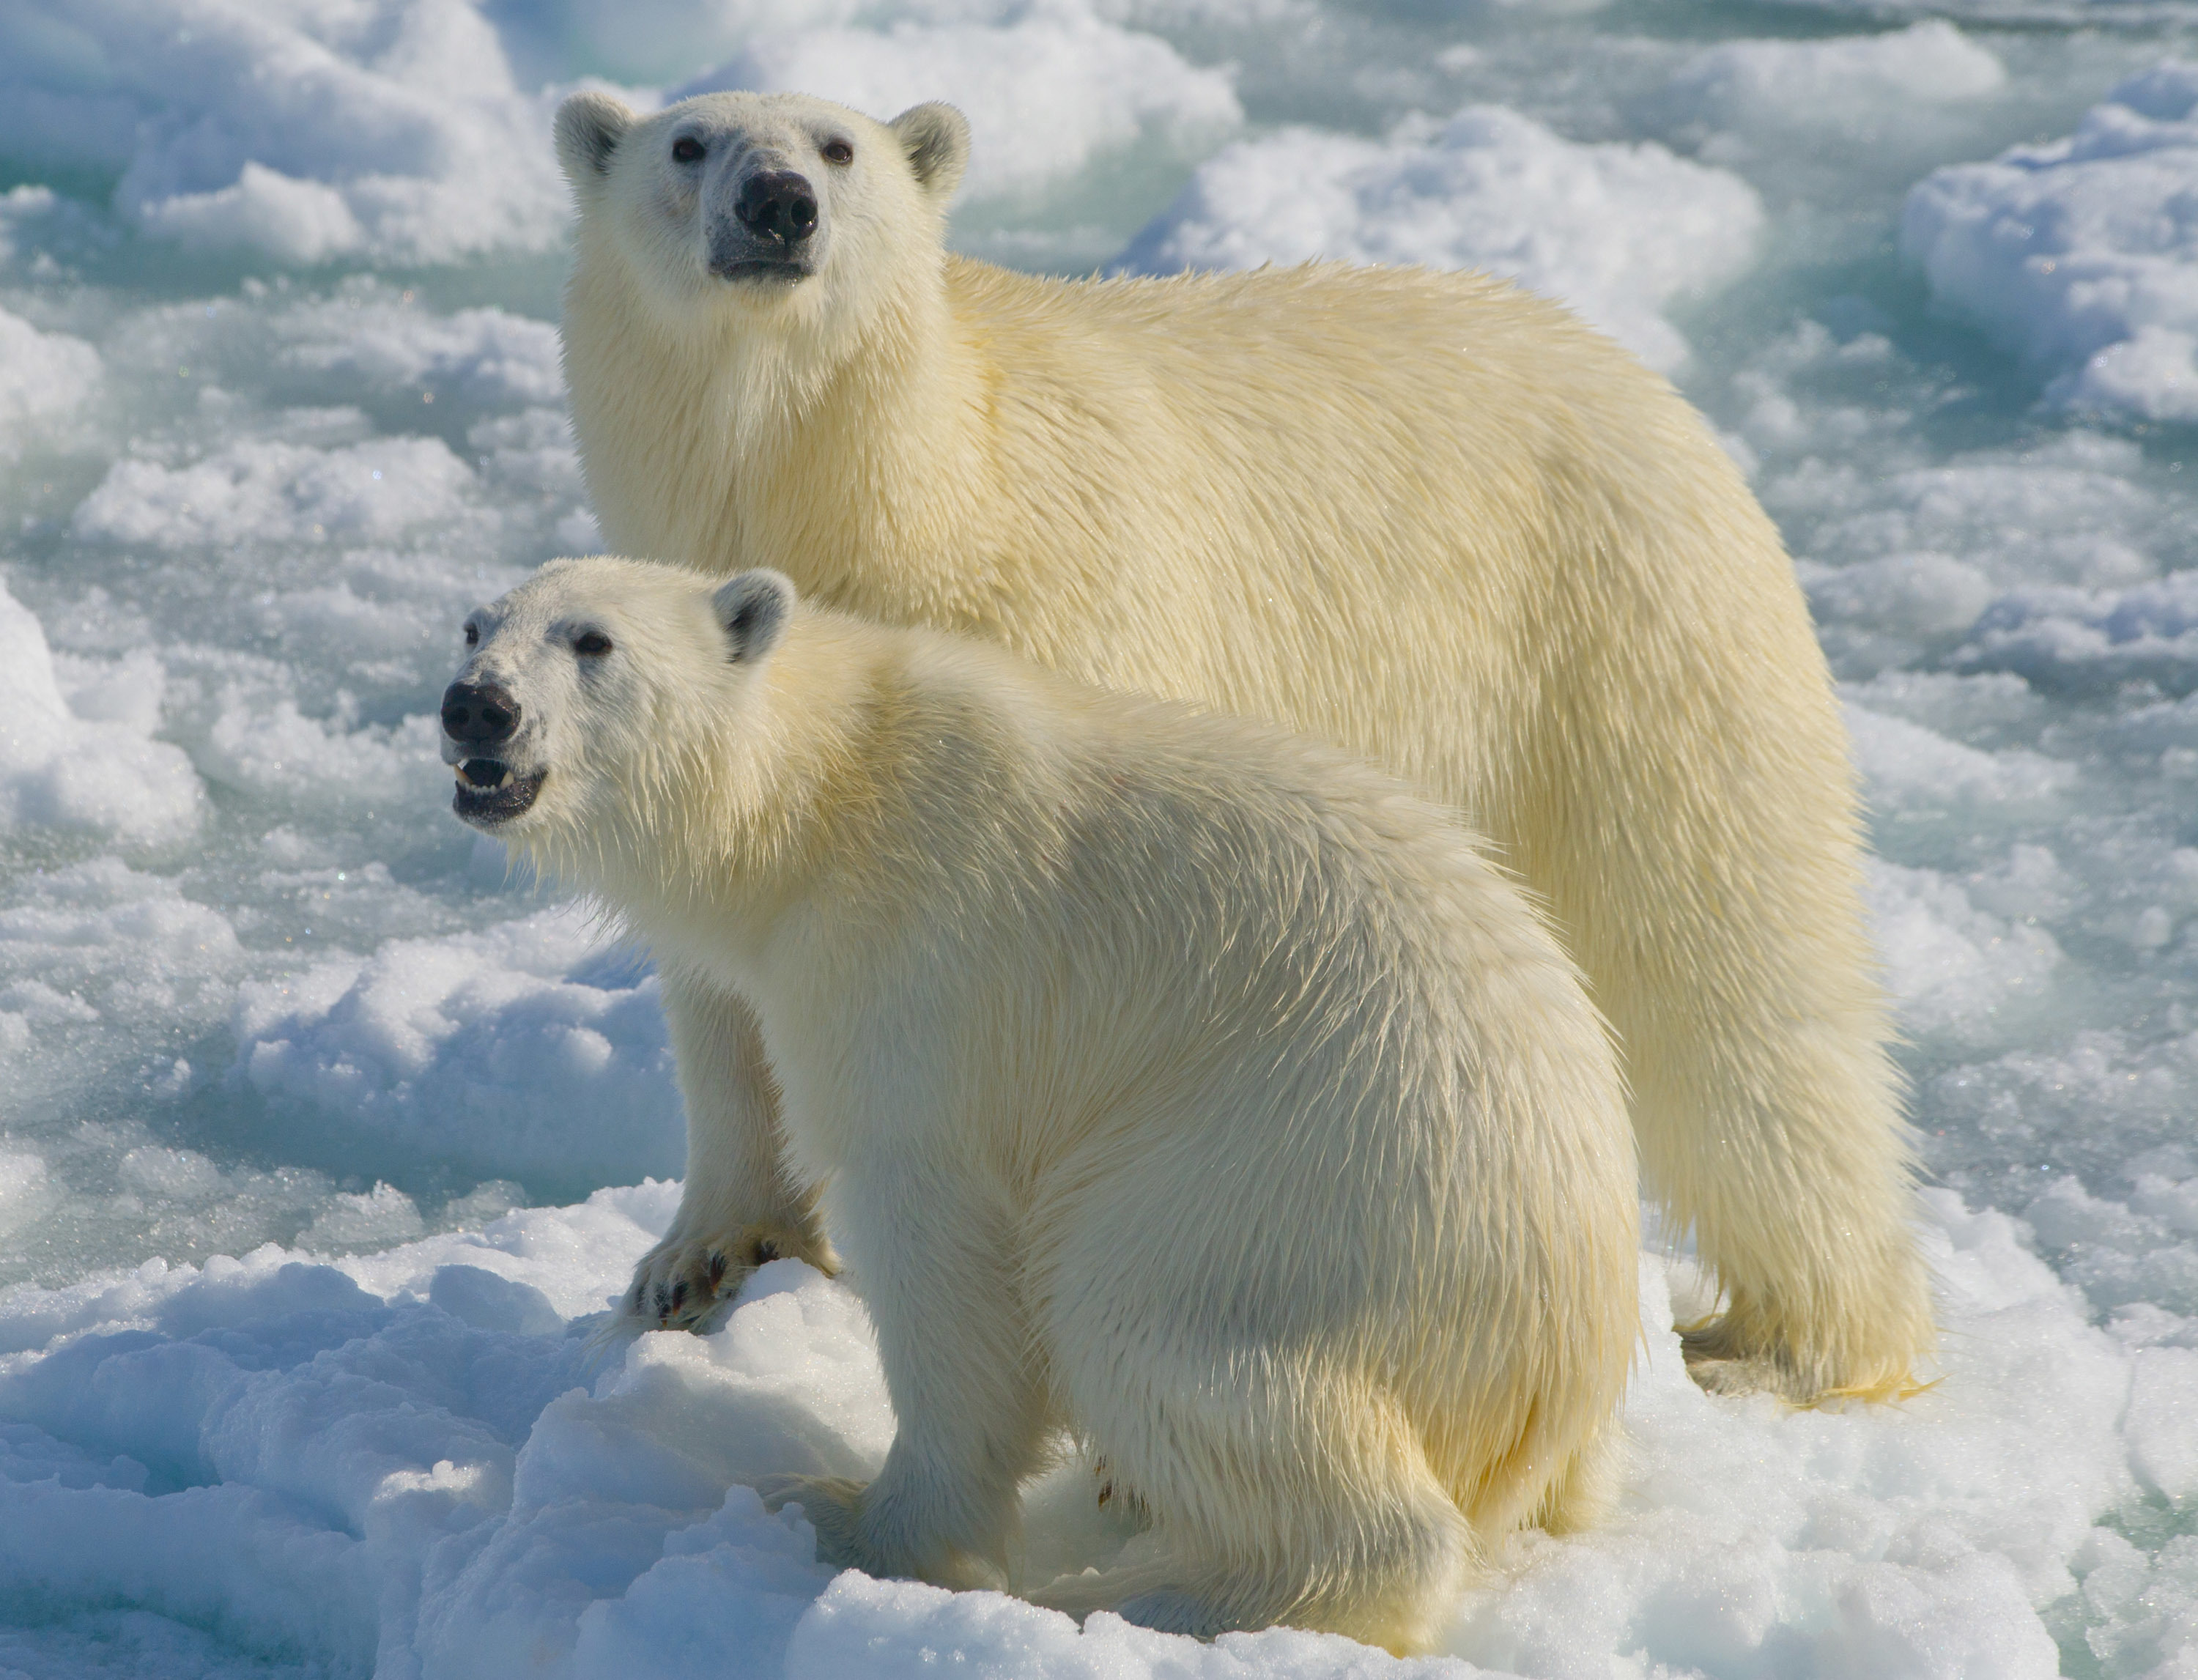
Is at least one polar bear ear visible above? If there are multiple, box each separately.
[889,103,970,202]
[713,569,795,665]
[557,92,634,186]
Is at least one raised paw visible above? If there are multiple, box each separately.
[621,1221,838,1333]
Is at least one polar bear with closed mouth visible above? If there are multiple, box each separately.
[441,554,1638,1654]
[554,87,1932,1405]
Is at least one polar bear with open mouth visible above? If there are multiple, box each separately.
[441,554,1637,1653]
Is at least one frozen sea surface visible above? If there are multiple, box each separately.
[1,0,2197,1676]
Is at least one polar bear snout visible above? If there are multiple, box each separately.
[440,681,521,747]
[710,165,821,283]
[440,679,547,827]
[733,171,817,249]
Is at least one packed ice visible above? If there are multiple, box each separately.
[1903,61,2198,421]
[1,0,2197,1676]
[1118,108,1761,372]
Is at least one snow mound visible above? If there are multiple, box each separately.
[1848,701,2076,809]
[231,908,683,1186]
[1953,571,2198,695]
[1903,61,2198,421]
[0,1190,2163,1677]
[0,305,100,447]
[1868,856,2065,1042]
[275,296,566,409]
[0,859,240,1051]
[0,580,202,847]
[71,434,486,552]
[0,0,568,266]
[1664,21,2005,136]
[676,0,1241,206]
[1116,107,1764,373]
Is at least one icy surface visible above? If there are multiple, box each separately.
[677,0,1244,206]
[1906,61,2198,420]
[0,1196,2152,1679]
[0,0,2197,1676]
[1119,108,1762,372]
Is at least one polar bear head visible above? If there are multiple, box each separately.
[440,558,793,841]
[555,89,969,336]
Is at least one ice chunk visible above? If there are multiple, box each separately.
[1866,857,2063,1043]
[429,1263,566,1338]
[0,580,203,846]
[677,0,1242,206]
[1801,552,1996,638]
[1954,571,2198,695]
[199,693,445,805]
[1664,22,2005,135]
[1847,703,2076,810]
[2125,1344,2198,1504]
[275,294,566,409]
[231,907,682,1186]
[1117,107,1763,372]
[1903,61,2198,420]
[70,434,486,552]
[0,0,569,266]
[0,1152,56,1241]
[0,303,99,446]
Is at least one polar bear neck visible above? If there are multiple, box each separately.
[563,237,1000,629]
[540,611,903,976]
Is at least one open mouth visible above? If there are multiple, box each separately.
[451,758,546,826]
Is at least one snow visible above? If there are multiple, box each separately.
[0,0,2197,1675]
[0,306,100,446]
[1117,108,1762,373]
[0,1194,2157,1679]
[677,0,1243,206]
[1662,23,2008,136]
[1904,60,2198,420]
[0,584,204,848]
[0,0,571,266]
[232,907,682,1186]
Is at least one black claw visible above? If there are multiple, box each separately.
[706,1251,728,1289]
[754,1237,780,1264]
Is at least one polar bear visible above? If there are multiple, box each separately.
[553,89,1930,1404]
[441,555,1638,1652]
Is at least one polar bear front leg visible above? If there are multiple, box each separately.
[771,1151,1050,1588]
[621,967,837,1333]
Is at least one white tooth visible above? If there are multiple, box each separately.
[496,770,512,789]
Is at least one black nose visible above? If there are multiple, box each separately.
[441,681,520,746]
[734,171,817,247]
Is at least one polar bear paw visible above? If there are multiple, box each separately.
[1679,1314,1925,1406]
[619,1221,840,1333]
[759,1473,1008,1591]
[757,1474,876,1570]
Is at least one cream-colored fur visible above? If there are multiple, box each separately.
[445,556,1640,1653]
[554,89,1931,1403]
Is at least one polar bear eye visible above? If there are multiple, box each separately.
[464,623,478,647]
[573,631,613,657]
[671,136,704,165]
[821,138,854,166]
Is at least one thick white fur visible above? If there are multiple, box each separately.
[452,556,1639,1653]
[556,89,1931,1402]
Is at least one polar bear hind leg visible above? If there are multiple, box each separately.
[1032,1372,1476,1655]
